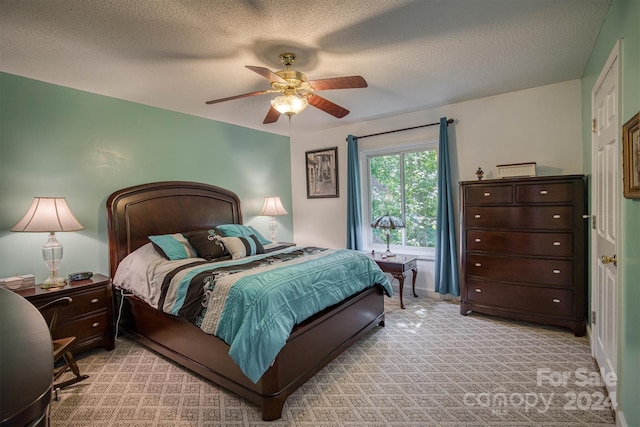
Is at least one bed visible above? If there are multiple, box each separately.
[106,181,390,421]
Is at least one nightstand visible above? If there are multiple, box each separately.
[16,274,115,354]
[369,253,418,309]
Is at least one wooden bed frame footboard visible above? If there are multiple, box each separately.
[107,181,388,421]
[117,286,385,420]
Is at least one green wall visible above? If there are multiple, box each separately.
[581,1,640,425]
[0,72,292,281]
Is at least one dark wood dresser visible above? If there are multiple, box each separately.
[460,175,587,336]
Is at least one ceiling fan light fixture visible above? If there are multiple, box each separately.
[271,93,308,118]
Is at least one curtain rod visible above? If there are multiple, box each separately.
[355,118,454,140]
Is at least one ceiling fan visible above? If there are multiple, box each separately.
[205,53,368,124]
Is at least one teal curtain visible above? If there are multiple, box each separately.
[346,135,362,250]
[435,117,460,296]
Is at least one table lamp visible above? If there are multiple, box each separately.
[259,196,288,243]
[371,212,405,257]
[11,197,84,288]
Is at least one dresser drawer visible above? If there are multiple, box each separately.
[466,279,574,317]
[465,206,574,230]
[516,182,576,204]
[465,184,512,205]
[466,230,573,257]
[53,310,109,343]
[466,254,573,286]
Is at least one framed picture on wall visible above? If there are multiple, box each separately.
[305,147,339,198]
[623,112,640,199]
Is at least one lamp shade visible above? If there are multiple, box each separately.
[259,197,288,217]
[11,197,84,232]
[371,213,405,230]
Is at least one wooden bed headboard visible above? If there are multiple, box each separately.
[106,181,242,278]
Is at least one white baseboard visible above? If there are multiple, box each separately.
[617,409,627,427]
[388,283,460,302]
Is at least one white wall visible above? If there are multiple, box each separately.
[290,80,583,295]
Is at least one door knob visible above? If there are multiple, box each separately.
[601,254,617,266]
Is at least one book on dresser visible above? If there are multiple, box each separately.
[459,175,588,336]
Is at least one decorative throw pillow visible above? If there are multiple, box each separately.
[184,229,228,261]
[216,224,271,245]
[219,235,265,260]
[148,233,198,260]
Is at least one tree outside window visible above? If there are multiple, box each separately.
[367,146,438,251]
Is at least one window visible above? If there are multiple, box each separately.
[362,142,438,255]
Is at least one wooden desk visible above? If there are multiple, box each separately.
[1,288,53,427]
[369,253,418,309]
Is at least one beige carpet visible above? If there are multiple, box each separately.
[51,294,616,426]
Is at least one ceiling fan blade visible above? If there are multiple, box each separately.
[308,76,368,91]
[205,90,271,105]
[263,106,281,124]
[307,95,350,118]
[246,66,287,83]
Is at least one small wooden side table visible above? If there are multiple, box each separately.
[15,274,115,354]
[369,253,418,309]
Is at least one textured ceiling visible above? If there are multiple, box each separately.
[0,0,611,137]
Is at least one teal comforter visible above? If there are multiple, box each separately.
[160,247,392,383]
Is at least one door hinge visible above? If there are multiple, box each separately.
[592,310,596,325]
[592,118,597,133]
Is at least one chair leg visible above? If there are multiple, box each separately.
[64,351,81,377]
[53,351,89,390]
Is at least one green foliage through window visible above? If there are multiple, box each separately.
[368,147,438,248]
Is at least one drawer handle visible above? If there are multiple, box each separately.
[92,322,100,328]
[474,214,481,219]
[475,238,481,243]
[475,263,482,267]
[552,269,561,274]
[540,190,548,195]
[552,241,561,246]
[475,288,482,293]
[552,298,560,303]
[90,298,99,304]
[553,214,561,219]
[483,192,491,197]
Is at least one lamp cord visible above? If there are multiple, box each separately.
[114,287,130,343]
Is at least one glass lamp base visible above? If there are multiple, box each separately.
[41,232,66,288]
[41,271,67,289]
[268,217,278,243]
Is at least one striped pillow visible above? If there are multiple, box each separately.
[220,235,265,260]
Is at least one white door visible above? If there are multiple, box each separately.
[591,41,620,410]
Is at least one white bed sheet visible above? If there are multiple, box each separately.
[113,242,285,308]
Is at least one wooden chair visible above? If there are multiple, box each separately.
[37,297,89,395]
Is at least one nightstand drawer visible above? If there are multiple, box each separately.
[54,310,109,343]
[37,286,107,324]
